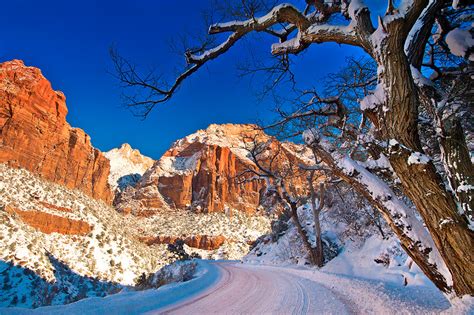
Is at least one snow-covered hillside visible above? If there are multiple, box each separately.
[104,143,154,192]
[140,210,271,260]
[0,164,173,308]
[244,197,432,289]
[0,163,271,308]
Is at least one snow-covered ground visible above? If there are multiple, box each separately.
[0,260,220,315]
[140,210,271,260]
[0,164,172,308]
[4,261,471,315]
[241,196,474,314]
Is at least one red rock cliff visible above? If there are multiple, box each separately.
[116,124,309,215]
[0,60,113,203]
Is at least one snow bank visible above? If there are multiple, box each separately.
[0,260,220,315]
[323,235,433,288]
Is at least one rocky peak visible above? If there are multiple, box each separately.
[104,143,154,192]
[0,59,113,203]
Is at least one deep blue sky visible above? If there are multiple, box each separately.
[0,0,379,159]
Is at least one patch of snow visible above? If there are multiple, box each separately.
[360,84,386,111]
[445,28,474,61]
[410,65,433,87]
[358,154,392,171]
[348,0,366,20]
[302,128,320,145]
[452,0,460,10]
[439,218,454,228]
[154,153,201,177]
[457,183,474,193]
[408,152,431,165]
[405,16,424,53]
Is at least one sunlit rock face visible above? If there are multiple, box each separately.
[0,60,113,203]
[116,124,310,216]
[5,205,92,235]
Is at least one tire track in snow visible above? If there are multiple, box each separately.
[160,262,233,314]
[158,262,350,315]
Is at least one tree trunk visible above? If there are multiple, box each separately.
[277,180,319,265]
[389,144,474,295]
[309,179,324,267]
[288,201,318,265]
[310,145,453,293]
[372,40,474,295]
[313,212,323,267]
[438,115,474,223]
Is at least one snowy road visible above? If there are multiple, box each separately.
[2,261,457,315]
[157,262,352,315]
[155,261,457,315]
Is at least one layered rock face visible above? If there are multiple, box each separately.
[117,124,308,215]
[6,205,92,235]
[140,235,227,250]
[104,143,154,192]
[0,60,112,203]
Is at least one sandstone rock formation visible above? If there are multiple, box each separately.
[6,205,91,235]
[0,60,112,203]
[104,143,154,193]
[140,235,227,250]
[38,201,73,213]
[116,124,310,215]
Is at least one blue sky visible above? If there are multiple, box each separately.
[0,0,378,159]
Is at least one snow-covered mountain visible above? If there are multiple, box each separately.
[116,123,310,216]
[104,143,154,192]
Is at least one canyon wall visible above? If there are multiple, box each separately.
[0,60,112,203]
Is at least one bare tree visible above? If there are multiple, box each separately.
[112,1,474,296]
[308,171,325,267]
[238,135,327,266]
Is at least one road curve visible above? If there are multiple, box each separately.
[156,262,352,315]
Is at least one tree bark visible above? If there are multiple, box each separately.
[370,35,474,295]
[437,115,474,223]
[309,178,324,267]
[288,200,318,265]
[388,144,474,295]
